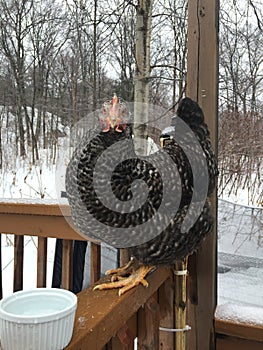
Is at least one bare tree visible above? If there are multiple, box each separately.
[219,0,263,113]
[150,0,187,108]
[106,2,136,101]
[0,112,2,170]
[0,0,34,156]
[218,0,263,206]
[133,0,153,156]
[28,0,68,147]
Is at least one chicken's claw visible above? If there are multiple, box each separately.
[93,262,154,296]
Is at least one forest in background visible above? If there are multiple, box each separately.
[0,0,262,205]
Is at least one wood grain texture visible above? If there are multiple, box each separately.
[65,267,170,350]
[215,318,263,342]
[37,237,47,287]
[137,294,160,350]
[0,213,85,240]
[90,242,101,285]
[0,200,88,241]
[0,201,70,216]
[159,277,175,350]
[216,335,263,350]
[187,1,219,349]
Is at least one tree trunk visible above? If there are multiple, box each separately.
[0,116,2,170]
[134,0,153,156]
[92,0,98,111]
[17,104,26,157]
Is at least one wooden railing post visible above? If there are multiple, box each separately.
[137,295,160,350]
[37,237,47,287]
[187,0,219,349]
[159,276,175,350]
[90,242,101,284]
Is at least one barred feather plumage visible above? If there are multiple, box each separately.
[66,97,218,266]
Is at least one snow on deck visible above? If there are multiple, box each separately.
[216,303,263,326]
[218,199,263,321]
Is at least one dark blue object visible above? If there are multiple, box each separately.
[52,192,88,293]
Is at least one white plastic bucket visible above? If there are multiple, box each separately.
[0,288,77,350]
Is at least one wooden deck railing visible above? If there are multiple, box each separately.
[0,199,86,292]
[0,200,173,349]
[215,318,263,350]
[1,200,263,350]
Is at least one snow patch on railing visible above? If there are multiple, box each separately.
[216,303,263,326]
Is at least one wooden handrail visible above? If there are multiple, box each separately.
[0,199,70,216]
[65,267,170,349]
[215,317,263,350]
[0,199,85,241]
[0,200,96,292]
[215,318,263,342]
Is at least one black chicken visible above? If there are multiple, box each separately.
[66,95,218,295]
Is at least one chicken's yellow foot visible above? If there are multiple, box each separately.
[105,257,140,281]
[93,263,154,296]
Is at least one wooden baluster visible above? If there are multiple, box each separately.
[159,276,175,350]
[37,237,47,287]
[107,314,137,350]
[137,294,160,350]
[0,234,2,299]
[90,242,101,285]
[13,235,24,292]
[110,333,133,350]
[62,239,73,290]
[119,248,131,266]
